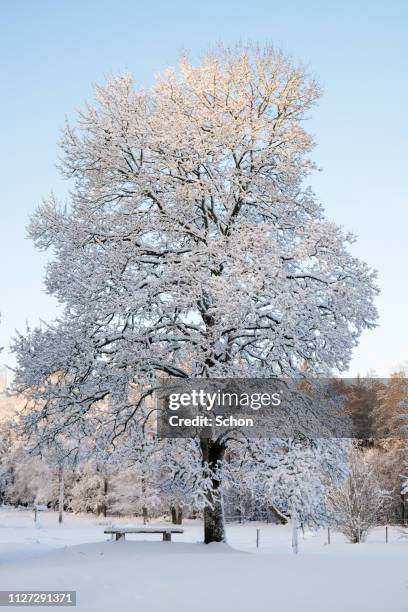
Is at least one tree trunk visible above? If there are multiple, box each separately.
[102,477,108,518]
[401,492,407,524]
[291,509,299,554]
[170,506,183,524]
[269,504,288,525]
[200,438,226,543]
[58,464,64,524]
[141,474,148,524]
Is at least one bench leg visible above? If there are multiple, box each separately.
[163,532,171,542]
[115,533,125,541]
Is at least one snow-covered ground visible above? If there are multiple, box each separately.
[0,507,407,611]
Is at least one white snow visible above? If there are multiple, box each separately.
[0,507,407,611]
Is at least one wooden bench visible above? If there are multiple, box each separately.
[104,527,184,542]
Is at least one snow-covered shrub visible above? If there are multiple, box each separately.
[70,463,109,514]
[108,465,163,518]
[5,457,55,506]
[327,450,389,542]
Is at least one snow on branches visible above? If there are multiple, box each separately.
[11,44,378,540]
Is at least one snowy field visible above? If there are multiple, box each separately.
[0,507,407,611]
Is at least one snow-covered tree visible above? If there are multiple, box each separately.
[12,43,378,543]
[6,457,53,506]
[70,461,111,515]
[227,437,348,527]
[327,449,389,542]
[373,372,408,439]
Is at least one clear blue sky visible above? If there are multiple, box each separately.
[0,0,407,376]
